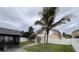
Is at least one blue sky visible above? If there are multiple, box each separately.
[0,7,79,34]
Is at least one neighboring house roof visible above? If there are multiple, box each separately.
[72,30,79,38]
[72,30,79,33]
[0,28,22,36]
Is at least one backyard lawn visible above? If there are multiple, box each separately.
[23,43,75,52]
[20,41,35,46]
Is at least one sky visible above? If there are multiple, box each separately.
[0,7,79,34]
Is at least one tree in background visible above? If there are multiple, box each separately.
[63,32,72,39]
[21,31,30,38]
[21,26,36,41]
[28,26,34,34]
[28,26,36,41]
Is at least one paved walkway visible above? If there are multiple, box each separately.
[23,43,38,48]
[4,43,38,52]
[5,47,26,52]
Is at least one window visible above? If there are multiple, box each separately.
[0,36,4,41]
[8,36,13,41]
[5,36,9,42]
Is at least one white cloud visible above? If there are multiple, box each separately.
[0,7,79,34]
[55,7,79,34]
[0,7,42,31]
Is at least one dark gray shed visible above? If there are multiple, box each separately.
[0,28,22,50]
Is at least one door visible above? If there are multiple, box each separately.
[0,36,5,50]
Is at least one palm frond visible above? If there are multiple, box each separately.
[40,7,58,23]
[48,16,54,26]
[36,27,46,34]
[51,14,71,28]
[35,20,45,26]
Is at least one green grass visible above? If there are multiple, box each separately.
[24,43,75,52]
[20,41,35,46]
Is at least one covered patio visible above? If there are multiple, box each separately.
[0,28,22,51]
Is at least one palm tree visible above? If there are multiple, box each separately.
[35,7,71,47]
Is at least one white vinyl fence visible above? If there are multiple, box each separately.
[20,37,28,42]
[48,39,72,45]
[40,38,72,45]
[72,38,79,52]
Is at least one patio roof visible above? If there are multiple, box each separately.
[0,28,22,36]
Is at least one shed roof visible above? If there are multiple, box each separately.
[0,28,22,36]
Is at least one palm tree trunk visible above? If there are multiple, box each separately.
[46,33,48,45]
[44,33,46,43]
[46,30,49,47]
